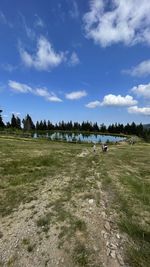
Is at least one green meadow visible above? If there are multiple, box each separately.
[0,135,149,267]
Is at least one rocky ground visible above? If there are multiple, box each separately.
[0,138,149,267]
[0,148,128,267]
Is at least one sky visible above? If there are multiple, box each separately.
[0,0,150,125]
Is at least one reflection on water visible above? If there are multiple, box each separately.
[33,132,126,143]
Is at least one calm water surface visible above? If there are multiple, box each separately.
[33,132,126,143]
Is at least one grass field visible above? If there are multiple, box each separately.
[0,135,150,267]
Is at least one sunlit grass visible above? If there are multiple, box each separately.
[0,136,150,266]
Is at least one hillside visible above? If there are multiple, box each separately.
[143,124,150,130]
[0,136,149,267]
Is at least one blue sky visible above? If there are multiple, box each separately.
[0,0,150,125]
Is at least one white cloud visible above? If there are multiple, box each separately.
[83,0,150,47]
[66,90,87,100]
[34,15,45,28]
[101,94,137,106]
[128,106,150,115]
[20,50,33,66]
[131,83,150,98]
[47,95,62,102]
[85,94,137,108]
[69,0,79,19]
[0,11,12,27]
[35,88,50,97]
[19,13,35,40]
[124,60,150,77]
[69,52,80,66]
[85,100,101,108]
[35,88,62,102]
[20,36,66,71]
[24,25,35,40]
[8,80,32,93]
[8,80,62,102]
[0,11,7,24]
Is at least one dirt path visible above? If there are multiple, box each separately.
[0,148,127,267]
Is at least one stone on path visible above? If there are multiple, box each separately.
[110,250,116,259]
[104,221,111,232]
[88,199,94,204]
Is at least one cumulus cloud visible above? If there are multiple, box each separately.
[35,88,50,97]
[101,94,137,106]
[68,52,80,66]
[83,0,150,47]
[47,95,62,102]
[35,88,62,102]
[131,83,150,98]
[85,100,101,108]
[128,106,150,115]
[8,80,62,102]
[124,60,150,77]
[19,36,66,71]
[66,90,87,100]
[85,94,137,108]
[8,80,32,93]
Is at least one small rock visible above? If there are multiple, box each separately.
[104,221,111,232]
[101,230,106,236]
[106,241,109,247]
[110,243,117,249]
[117,254,124,266]
[107,248,111,256]
[89,199,94,204]
[116,233,120,239]
[110,250,116,259]
[93,245,98,252]
[104,233,107,239]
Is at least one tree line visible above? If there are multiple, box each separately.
[0,110,150,141]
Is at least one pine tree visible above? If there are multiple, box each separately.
[36,121,40,130]
[11,114,17,128]
[47,120,54,130]
[0,109,5,128]
[22,114,35,131]
[16,117,21,129]
[100,123,107,133]
[43,120,47,130]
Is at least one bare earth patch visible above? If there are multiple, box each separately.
[0,137,149,266]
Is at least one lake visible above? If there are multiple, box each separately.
[33,132,126,143]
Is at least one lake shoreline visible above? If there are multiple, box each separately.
[0,129,129,144]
